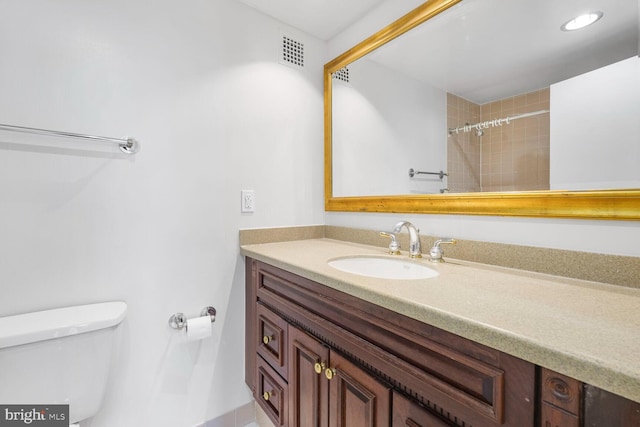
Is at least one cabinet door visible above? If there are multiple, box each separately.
[392,392,452,427]
[289,326,330,427]
[328,351,391,427]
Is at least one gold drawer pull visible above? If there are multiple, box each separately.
[262,335,274,345]
[325,367,336,380]
[263,390,273,401]
[314,361,326,374]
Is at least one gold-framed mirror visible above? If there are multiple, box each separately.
[324,0,640,220]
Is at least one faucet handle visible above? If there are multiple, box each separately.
[379,232,401,255]
[429,238,457,263]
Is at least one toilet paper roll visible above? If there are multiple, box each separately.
[186,316,212,341]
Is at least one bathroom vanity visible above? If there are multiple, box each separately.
[242,238,640,427]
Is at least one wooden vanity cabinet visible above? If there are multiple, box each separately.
[245,257,639,427]
[246,258,535,426]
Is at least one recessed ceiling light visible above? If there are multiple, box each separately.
[561,11,604,31]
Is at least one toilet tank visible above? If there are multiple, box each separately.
[0,302,127,424]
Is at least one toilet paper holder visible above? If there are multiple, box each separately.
[168,306,216,330]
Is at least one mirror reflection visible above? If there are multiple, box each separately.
[331,0,639,197]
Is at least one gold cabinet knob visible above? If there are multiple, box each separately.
[262,335,273,345]
[263,391,273,401]
[325,367,336,380]
[314,361,326,374]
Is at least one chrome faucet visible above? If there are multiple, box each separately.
[428,238,457,262]
[379,231,401,255]
[392,221,422,258]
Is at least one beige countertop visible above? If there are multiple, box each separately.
[241,238,640,403]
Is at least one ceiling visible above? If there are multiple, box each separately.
[233,0,387,40]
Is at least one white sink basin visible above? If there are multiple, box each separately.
[328,256,439,280]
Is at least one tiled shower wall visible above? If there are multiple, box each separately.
[447,89,550,192]
[446,93,481,192]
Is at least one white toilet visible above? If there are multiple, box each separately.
[0,301,127,426]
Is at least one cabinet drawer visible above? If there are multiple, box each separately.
[540,368,581,415]
[257,303,288,380]
[256,355,288,427]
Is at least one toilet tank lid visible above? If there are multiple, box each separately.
[0,301,127,349]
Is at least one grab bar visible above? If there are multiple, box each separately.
[0,123,139,154]
[408,168,448,180]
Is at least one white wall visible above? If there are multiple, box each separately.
[332,59,446,196]
[0,1,324,426]
[325,212,640,257]
[325,0,640,257]
[550,56,640,190]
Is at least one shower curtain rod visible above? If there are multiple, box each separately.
[447,109,549,136]
[0,123,139,154]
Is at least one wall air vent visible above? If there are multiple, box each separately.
[281,35,304,68]
[332,67,350,83]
